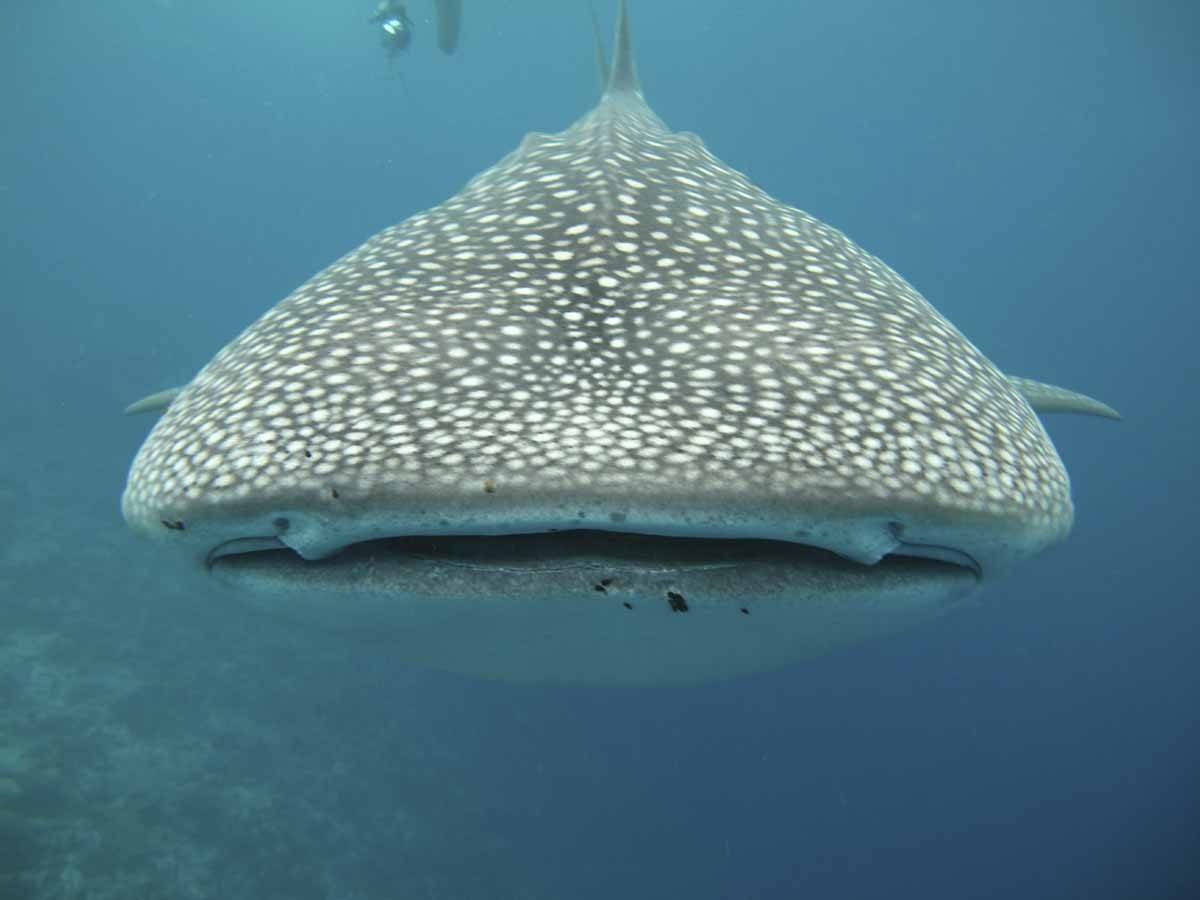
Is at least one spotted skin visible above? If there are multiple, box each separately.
[123,3,1078,590]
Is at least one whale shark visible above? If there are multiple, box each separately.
[122,1,1117,684]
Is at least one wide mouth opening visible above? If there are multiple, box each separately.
[207,529,981,578]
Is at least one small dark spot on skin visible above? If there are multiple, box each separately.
[609,511,627,524]
[483,479,496,494]
[666,591,688,613]
[622,602,633,610]
[273,517,290,533]
[740,607,750,616]
[161,519,185,531]
[330,488,340,499]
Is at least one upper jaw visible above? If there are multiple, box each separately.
[128,489,1054,586]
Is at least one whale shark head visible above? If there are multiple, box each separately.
[121,1,1109,684]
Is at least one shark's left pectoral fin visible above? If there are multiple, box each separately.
[1006,375,1121,420]
[124,386,185,416]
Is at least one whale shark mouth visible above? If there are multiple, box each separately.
[206,529,981,589]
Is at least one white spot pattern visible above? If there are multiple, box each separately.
[123,92,1071,539]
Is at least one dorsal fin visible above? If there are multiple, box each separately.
[589,2,609,94]
[605,0,640,96]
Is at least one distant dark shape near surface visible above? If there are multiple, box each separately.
[122,1,1118,685]
[435,0,461,53]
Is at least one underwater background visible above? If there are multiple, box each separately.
[2,0,1197,897]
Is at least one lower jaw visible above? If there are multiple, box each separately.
[207,530,979,685]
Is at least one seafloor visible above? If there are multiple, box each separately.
[0,470,543,900]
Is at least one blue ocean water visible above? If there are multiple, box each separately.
[2,0,1197,897]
